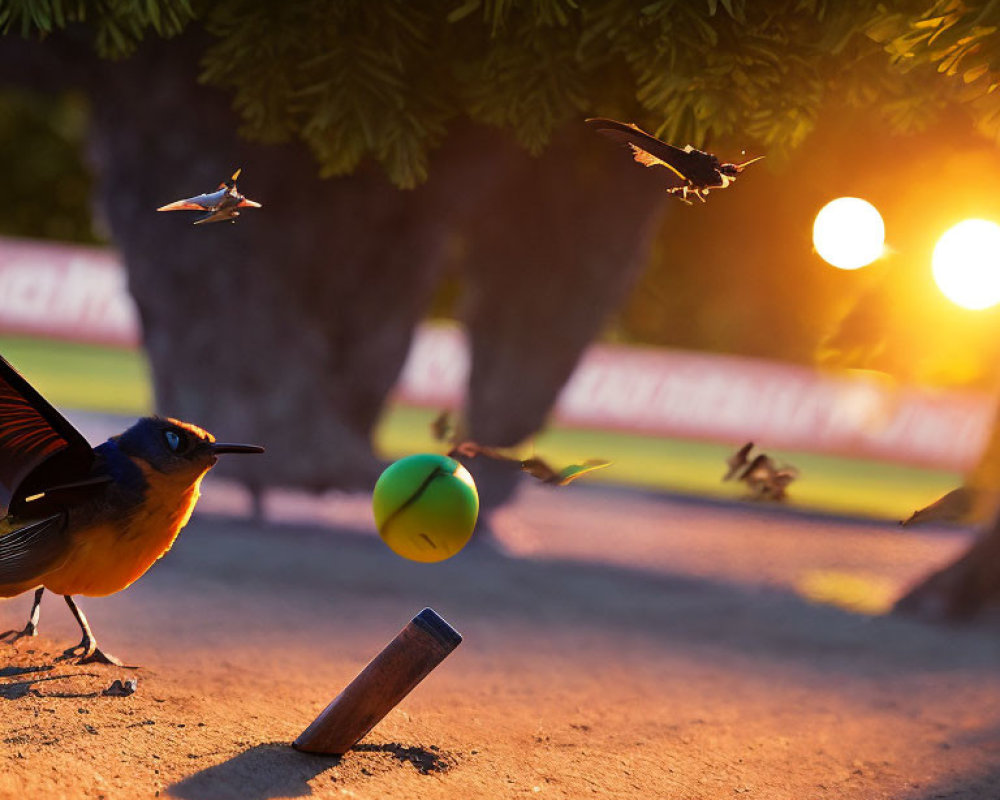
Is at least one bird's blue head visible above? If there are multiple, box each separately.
[112,416,263,476]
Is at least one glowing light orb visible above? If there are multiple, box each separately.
[932,219,1000,311]
[812,197,886,270]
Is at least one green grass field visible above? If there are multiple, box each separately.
[0,335,961,522]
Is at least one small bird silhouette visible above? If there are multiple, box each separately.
[429,411,610,486]
[447,441,610,486]
[586,117,763,204]
[739,453,798,501]
[722,442,798,502]
[0,355,263,665]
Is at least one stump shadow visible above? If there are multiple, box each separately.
[169,741,453,800]
[353,741,454,773]
[169,743,340,800]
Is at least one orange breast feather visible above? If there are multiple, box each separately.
[42,459,209,597]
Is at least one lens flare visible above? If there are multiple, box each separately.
[812,197,886,270]
[932,219,1000,310]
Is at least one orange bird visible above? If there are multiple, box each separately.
[0,354,263,665]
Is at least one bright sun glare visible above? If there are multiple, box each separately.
[932,219,1000,311]
[812,197,885,270]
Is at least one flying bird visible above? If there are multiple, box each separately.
[586,117,763,204]
[429,412,610,486]
[738,453,798,502]
[0,354,263,665]
[157,168,261,224]
[723,443,798,502]
[448,441,610,487]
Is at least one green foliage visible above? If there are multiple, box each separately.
[0,88,97,242]
[4,0,1000,184]
[867,1,1000,143]
[203,1,452,187]
[0,0,194,57]
[459,9,588,153]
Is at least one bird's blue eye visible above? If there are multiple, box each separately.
[165,430,182,451]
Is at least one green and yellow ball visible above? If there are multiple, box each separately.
[372,454,480,563]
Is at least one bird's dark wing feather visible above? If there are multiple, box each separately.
[585,118,713,185]
[193,208,237,225]
[739,453,773,482]
[0,356,95,514]
[0,513,69,586]
[723,441,754,481]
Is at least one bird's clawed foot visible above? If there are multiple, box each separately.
[59,638,124,667]
[78,647,124,667]
[0,622,37,645]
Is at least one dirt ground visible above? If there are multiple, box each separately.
[2,481,999,800]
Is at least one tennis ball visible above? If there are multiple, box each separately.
[372,454,479,563]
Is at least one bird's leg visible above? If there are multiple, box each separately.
[0,587,44,643]
[60,595,123,666]
[673,186,694,205]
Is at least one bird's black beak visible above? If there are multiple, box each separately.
[211,443,265,455]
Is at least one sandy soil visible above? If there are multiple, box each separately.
[2,482,999,800]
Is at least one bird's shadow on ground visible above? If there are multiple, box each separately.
[0,662,110,699]
[169,741,452,800]
[0,676,105,699]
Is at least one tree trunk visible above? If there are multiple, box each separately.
[80,37,449,493]
[458,124,667,507]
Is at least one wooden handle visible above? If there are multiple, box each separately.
[292,608,462,754]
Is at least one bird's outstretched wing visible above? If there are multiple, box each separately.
[156,187,230,213]
[0,356,96,514]
[448,441,610,486]
[723,441,754,481]
[520,457,611,486]
[0,513,70,586]
[585,117,714,189]
[193,208,240,225]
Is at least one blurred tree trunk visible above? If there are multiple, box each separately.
[2,32,667,510]
[82,37,441,494]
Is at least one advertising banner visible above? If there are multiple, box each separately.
[1,237,990,470]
